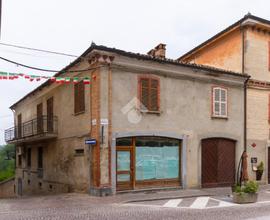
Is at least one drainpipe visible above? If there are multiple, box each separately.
[241,25,248,152]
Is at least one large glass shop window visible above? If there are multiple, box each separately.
[135,137,180,181]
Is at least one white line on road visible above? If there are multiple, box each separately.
[189,197,209,209]
[163,199,183,208]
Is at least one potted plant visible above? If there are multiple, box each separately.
[256,161,264,181]
[232,180,259,204]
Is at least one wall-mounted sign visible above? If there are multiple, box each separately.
[101,118,109,125]
[92,119,97,126]
[85,139,97,145]
[251,157,257,163]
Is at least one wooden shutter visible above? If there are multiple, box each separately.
[140,78,150,110]
[212,87,227,117]
[269,41,270,71]
[139,77,159,111]
[74,81,85,114]
[150,79,159,111]
[268,94,270,123]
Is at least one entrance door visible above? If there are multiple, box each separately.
[37,103,43,134]
[17,178,22,196]
[268,148,270,184]
[116,147,134,191]
[202,138,235,187]
[47,97,54,133]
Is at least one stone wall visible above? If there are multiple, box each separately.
[0,178,15,198]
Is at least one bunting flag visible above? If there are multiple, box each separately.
[0,71,95,85]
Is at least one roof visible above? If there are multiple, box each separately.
[178,13,270,61]
[10,43,249,109]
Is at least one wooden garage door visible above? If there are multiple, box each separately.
[202,138,235,188]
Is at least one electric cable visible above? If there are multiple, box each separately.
[0,56,105,73]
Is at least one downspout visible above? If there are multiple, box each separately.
[241,25,248,152]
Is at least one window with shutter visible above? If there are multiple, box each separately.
[268,94,270,123]
[139,76,160,112]
[74,81,85,114]
[212,87,228,118]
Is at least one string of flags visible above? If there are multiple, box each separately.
[0,71,93,84]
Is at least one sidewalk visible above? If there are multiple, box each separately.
[109,184,270,203]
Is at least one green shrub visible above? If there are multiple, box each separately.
[234,181,259,194]
[257,162,264,174]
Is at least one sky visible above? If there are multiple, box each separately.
[0,0,269,144]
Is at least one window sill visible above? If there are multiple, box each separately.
[140,109,161,115]
[74,111,85,116]
[211,115,228,120]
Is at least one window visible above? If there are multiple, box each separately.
[27,148,31,168]
[212,87,228,118]
[74,81,85,114]
[139,76,160,112]
[18,155,22,167]
[38,147,43,169]
[269,41,270,71]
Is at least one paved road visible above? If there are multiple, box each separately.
[2,192,270,220]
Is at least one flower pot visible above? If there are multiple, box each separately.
[256,171,263,181]
[232,192,258,204]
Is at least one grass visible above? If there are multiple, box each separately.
[0,144,15,182]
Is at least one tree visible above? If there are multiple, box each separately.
[0,144,15,181]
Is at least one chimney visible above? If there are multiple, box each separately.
[147,43,166,59]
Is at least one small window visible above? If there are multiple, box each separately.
[139,76,160,112]
[27,148,31,168]
[75,149,84,156]
[74,81,85,114]
[212,87,228,118]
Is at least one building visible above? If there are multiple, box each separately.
[178,13,270,183]
[5,43,248,196]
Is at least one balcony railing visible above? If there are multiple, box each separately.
[5,115,58,143]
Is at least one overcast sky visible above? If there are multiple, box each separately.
[0,0,269,144]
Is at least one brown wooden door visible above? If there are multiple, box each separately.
[202,138,235,188]
[47,97,54,132]
[37,103,43,134]
[116,147,134,191]
[268,148,270,184]
[17,114,22,138]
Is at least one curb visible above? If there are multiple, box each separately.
[122,193,217,204]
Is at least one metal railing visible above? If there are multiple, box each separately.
[4,115,58,142]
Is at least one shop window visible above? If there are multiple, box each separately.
[135,137,180,181]
[116,137,132,146]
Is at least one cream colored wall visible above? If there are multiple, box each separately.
[13,59,92,194]
[245,29,270,81]
[246,88,270,183]
[183,29,242,73]
[110,56,246,188]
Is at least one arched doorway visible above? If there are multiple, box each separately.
[201,138,236,188]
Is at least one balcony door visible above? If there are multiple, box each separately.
[47,97,54,133]
[37,103,43,134]
[17,114,22,138]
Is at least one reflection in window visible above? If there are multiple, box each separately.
[117,151,130,171]
[135,137,180,181]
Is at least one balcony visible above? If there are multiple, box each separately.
[5,116,58,144]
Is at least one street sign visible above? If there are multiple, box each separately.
[251,157,257,163]
[85,139,97,145]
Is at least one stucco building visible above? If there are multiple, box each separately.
[178,13,270,184]
[5,43,248,196]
